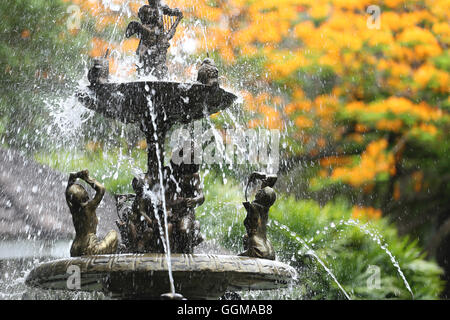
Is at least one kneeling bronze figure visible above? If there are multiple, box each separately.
[65,170,118,257]
[239,172,277,260]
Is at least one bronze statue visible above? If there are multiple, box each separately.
[88,50,110,86]
[115,158,204,254]
[165,160,204,253]
[130,173,172,253]
[115,174,166,253]
[114,193,135,252]
[23,0,298,301]
[65,170,118,257]
[126,0,183,79]
[239,172,277,260]
[197,58,219,86]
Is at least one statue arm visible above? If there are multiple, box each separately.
[249,172,267,181]
[166,194,202,210]
[166,195,187,209]
[185,193,204,208]
[161,6,182,17]
[262,174,277,188]
[191,188,205,207]
[67,170,88,187]
[67,173,78,187]
[126,21,143,38]
[193,192,205,206]
[165,9,183,40]
[186,174,204,207]
[248,171,277,188]
[82,174,105,209]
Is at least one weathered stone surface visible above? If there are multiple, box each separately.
[0,147,118,241]
[25,253,297,299]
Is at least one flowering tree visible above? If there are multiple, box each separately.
[68,0,449,254]
[181,0,449,254]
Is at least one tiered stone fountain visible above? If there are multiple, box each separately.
[25,1,296,299]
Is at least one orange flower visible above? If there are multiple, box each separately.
[21,30,31,39]
[294,116,313,129]
[352,206,382,220]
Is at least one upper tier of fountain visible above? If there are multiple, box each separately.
[76,81,237,129]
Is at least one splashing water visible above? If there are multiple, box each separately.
[299,218,414,299]
[337,219,414,298]
[270,220,352,300]
[146,94,175,295]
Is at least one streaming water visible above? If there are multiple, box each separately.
[336,219,414,298]
[146,94,176,295]
[270,220,352,300]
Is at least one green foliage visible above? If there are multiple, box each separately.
[298,65,337,100]
[35,147,147,194]
[433,52,450,72]
[197,177,444,300]
[0,0,90,151]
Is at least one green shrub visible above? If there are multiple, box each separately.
[198,175,444,300]
[35,148,147,194]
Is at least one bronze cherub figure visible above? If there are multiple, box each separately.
[239,172,277,260]
[116,173,167,253]
[87,55,109,86]
[197,58,219,87]
[165,160,204,253]
[65,170,118,257]
[126,0,183,79]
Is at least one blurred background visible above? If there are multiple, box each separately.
[0,0,449,299]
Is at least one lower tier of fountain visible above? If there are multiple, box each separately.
[25,254,297,299]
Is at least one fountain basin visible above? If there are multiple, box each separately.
[76,81,238,126]
[25,254,297,299]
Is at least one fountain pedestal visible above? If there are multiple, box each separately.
[23,2,297,300]
[25,254,297,300]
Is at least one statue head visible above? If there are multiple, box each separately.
[139,4,163,26]
[254,187,276,208]
[66,184,89,207]
[88,58,109,85]
[201,58,216,66]
[132,175,146,196]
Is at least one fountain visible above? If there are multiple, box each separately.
[24,1,296,300]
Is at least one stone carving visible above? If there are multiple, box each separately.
[126,0,183,79]
[239,172,277,260]
[65,170,118,256]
